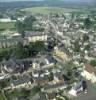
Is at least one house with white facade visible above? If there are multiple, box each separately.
[81,64,96,83]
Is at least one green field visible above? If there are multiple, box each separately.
[0,94,5,100]
[21,7,81,14]
[0,22,15,30]
[0,91,6,100]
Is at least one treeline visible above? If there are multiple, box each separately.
[0,0,95,10]
[0,1,44,10]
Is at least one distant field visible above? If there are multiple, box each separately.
[0,22,15,30]
[21,7,81,14]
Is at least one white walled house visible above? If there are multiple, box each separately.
[81,64,96,83]
[24,31,47,42]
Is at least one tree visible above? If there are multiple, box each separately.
[64,61,77,84]
[84,17,92,29]
[85,44,90,50]
[28,41,45,56]
[49,72,54,81]
[24,15,36,30]
[10,15,17,20]
[15,20,25,36]
[93,24,96,31]
[74,39,81,52]
[83,34,89,42]
[90,60,96,67]
[29,86,40,99]
[0,14,3,18]
[0,41,45,60]
[14,42,25,59]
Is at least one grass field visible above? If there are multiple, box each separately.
[21,7,81,14]
[0,91,6,100]
[0,22,15,30]
[0,94,5,100]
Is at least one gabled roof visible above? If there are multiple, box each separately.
[46,92,57,100]
[33,76,49,83]
[44,81,65,90]
[24,31,45,37]
[12,75,31,86]
[84,64,96,74]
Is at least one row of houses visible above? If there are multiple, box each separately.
[0,31,48,48]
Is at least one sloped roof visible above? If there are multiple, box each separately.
[84,64,96,74]
[24,31,45,37]
[12,75,31,86]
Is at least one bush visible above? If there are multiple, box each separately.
[90,60,96,67]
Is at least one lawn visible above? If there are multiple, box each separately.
[0,91,6,100]
[5,88,30,99]
[0,22,15,30]
[21,7,80,14]
[5,86,41,100]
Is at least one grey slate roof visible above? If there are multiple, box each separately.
[44,82,65,90]
[24,31,45,37]
[12,75,31,86]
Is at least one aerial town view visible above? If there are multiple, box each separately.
[0,0,96,100]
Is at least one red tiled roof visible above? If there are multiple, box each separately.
[46,92,57,100]
[84,64,96,74]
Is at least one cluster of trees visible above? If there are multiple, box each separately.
[0,47,14,61]
[15,16,36,36]
[5,86,40,100]
[73,34,90,52]
[84,17,93,29]
[0,41,45,61]
[62,61,78,85]
[83,34,89,42]
[15,41,45,59]
[46,38,57,51]
[0,78,10,89]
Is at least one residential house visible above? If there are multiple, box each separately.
[32,68,51,86]
[2,58,32,73]
[0,30,47,48]
[43,81,65,92]
[33,76,49,86]
[2,59,20,73]
[43,73,66,92]
[68,80,87,96]
[11,74,32,89]
[24,31,47,43]
[32,55,55,70]
[81,64,96,83]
